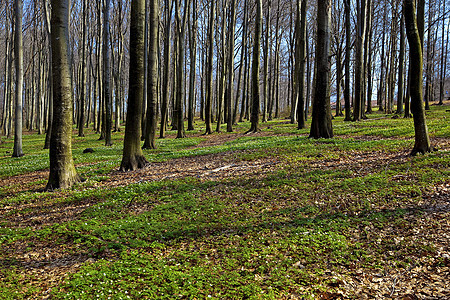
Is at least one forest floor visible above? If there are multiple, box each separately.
[0,105,449,299]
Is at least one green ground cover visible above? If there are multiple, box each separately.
[0,106,449,299]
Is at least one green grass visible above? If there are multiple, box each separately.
[0,104,449,299]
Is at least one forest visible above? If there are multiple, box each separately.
[0,0,449,298]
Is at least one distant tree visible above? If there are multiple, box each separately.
[403,0,432,155]
[310,0,333,138]
[12,0,24,158]
[120,0,148,171]
[46,0,82,190]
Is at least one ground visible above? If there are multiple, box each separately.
[0,106,449,299]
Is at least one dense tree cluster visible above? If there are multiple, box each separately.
[0,0,447,188]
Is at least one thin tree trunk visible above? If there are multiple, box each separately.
[13,0,24,157]
[227,0,236,132]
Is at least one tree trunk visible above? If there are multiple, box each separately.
[344,0,351,121]
[103,0,113,146]
[296,0,307,129]
[120,0,148,171]
[12,0,24,158]
[353,0,366,121]
[174,0,189,138]
[204,0,215,134]
[160,0,173,138]
[46,0,82,190]
[78,0,87,137]
[226,0,236,132]
[396,13,406,114]
[403,0,431,155]
[247,0,262,133]
[187,0,198,131]
[310,0,333,138]
[143,0,159,149]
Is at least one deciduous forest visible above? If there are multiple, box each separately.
[0,0,449,298]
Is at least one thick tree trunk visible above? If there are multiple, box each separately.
[310,0,333,138]
[120,0,148,171]
[46,0,82,190]
[403,0,431,155]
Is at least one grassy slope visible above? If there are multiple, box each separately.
[0,106,449,299]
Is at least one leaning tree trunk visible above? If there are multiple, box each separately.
[403,0,431,155]
[120,0,148,171]
[247,0,262,133]
[309,0,333,138]
[143,0,159,149]
[46,0,82,190]
[12,0,24,158]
